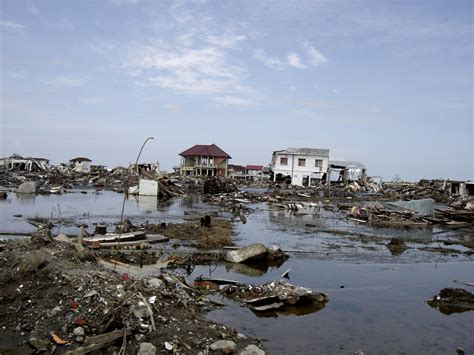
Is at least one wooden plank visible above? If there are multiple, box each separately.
[63,329,130,355]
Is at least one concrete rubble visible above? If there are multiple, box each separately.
[0,237,264,354]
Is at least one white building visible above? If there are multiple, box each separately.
[270,148,330,186]
[69,157,92,173]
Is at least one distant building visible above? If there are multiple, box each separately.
[179,144,231,177]
[245,165,264,180]
[228,164,246,179]
[270,148,330,186]
[69,157,92,173]
[2,155,50,172]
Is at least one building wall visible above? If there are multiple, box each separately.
[271,153,329,186]
[74,161,91,173]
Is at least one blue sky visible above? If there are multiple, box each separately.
[1,0,472,181]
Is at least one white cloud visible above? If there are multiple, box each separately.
[254,48,284,70]
[48,75,86,86]
[305,43,327,66]
[287,52,306,69]
[207,34,247,48]
[79,96,106,104]
[0,20,24,30]
[210,96,254,106]
[126,40,253,99]
[119,2,255,106]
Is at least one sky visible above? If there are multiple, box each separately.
[1,0,472,181]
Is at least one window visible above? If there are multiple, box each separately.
[280,157,288,165]
[315,159,323,169]
[298,158,306,166]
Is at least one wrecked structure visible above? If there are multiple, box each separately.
[328,160,366,183]
[270,148,330,186]
[69,157,92,173]
[179,144,231,177]
[1,155,50,172]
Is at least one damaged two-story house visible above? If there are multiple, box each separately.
[179,144,231,177]
[270,148,330,186]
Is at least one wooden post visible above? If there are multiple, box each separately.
[78,225,84,245]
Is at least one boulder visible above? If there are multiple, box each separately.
[54,234,71,243]
[210,340,236,352]
[240,344,265,355]
[138,342,157,355]
[225,244,268,263]
[147,278,165,290]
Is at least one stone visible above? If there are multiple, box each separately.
[49,306,61,317]
[240,344,265,355]
[17,181,37,194]
[225,244,268,263]
[73,327,84,336]
[138,342,157,355]
[147,278,165,290]
[210,340,236,352]
[54,234,71,243]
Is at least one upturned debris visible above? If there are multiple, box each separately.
[194,277,328,315]
[427,288,474,315]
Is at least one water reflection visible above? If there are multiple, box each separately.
[251,301,326,318]
[138,195,158,212]
[15,193,36,205]
[224,259,286,277]
[427,303,474,315]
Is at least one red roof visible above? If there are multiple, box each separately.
[246,165,263,170]
[229,164,246,171]
[179,144,231,159]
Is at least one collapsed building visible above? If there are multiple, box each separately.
[1,155,50,172]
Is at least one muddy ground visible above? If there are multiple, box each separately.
[0,234,262,354]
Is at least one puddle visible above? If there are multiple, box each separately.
[190,258,474,354]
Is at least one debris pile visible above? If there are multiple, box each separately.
[348,198,474,228]
[0,238,261,354]
[427,288,474,315]
[145,218,235,250]
[203,177,238,195]
[195,277,328,315]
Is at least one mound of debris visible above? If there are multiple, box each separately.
[386,238,408,255]
[203,177,238,195]
[427,288,474,315]
[195,277,328,316]
[145,218,235,250]
[0,237,261,354]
